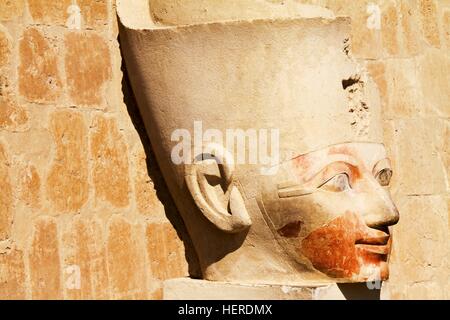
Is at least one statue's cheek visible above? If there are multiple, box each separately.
[300,211,387,280]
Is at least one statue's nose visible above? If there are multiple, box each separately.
[361,178,400,229]
[365,201,399,229]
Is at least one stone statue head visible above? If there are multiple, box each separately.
[118,0,399,285]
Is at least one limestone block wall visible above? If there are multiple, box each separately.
[0,0,448,300]
[0,0,190,300]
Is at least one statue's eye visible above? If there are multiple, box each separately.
[319,173,351,192]
[375,168,392,186]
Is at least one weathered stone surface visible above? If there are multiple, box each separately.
[384,119,447,196]
[0,98,28,130]
[65,32,111,106]
[0,249,26,299]
[384,58,423,118]
[399,0,423,55]
[0,71,28,130]
[0,73,9,97]
[448,196,450,232]
[27,0,70,25]
[28,0,108,29]
[386,195,449,299]
[321,0,427,56]
[134,150,165,216]
[419,0,441,47]
[0,25,11,67]
[0,0,24,21]
[443,121,450,192]
[148,0,335,25]
[381,1,400,56]
[163,278,348,300]
[0,143,12,241]
[47,110,88,213]
[417,49,450,117]
[91,115,129,208]
[62,216,109,299]
[367,61,387,107]
[20,164,41,209]
[146,222,188,281]
[107,216,147,299]
[77,0,109,29]
[322,0,382,59]
[444,10,450,49]
[29,216,62,299]
[18,28,61,103]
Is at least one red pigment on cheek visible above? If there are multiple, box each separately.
[300,212,384,279]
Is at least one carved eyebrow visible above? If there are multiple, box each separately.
[301,154,359,183]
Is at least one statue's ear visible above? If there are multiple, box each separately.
[185,144,252,233]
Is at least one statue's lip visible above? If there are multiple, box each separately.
[355,232,390,246]
[355,244,389,255]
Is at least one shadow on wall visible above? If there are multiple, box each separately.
[338,283,381,300]
[119,36,202,279]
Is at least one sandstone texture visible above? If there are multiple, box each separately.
[0,0,447,300]
[65,32,111,107]
[0,0,189,300]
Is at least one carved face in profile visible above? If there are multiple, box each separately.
[259,142,399,282]
[119,4,400,284]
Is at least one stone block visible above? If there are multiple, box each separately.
[29,216,62,299]
[28,0,108,29]
[0,25,11,68]
[367,61,388,107]
[419,0,441,47]
[386,195,450,299]
[444,9,450,49]
[107,216,147,299]
[325,0,383,59]
[18,28,61,103]
[0,97,28,131]
[417,49,450,118]
[20,164,41,209]
[0,250,26,299]
[134,149,165,217]
[383,118,447,196]
[91,115,130,208]
[46,110,88,213]
[65,32,111,107]
[146,222,188,281]
[381,0,401,56]
[62,216,109,299]
[384,58,423,119]
[0,0,24,21]
[0,143,12,241]
[399,0,424,56]
[27,0,70,25]
[77,0,109,29]
[443,121,450,192]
